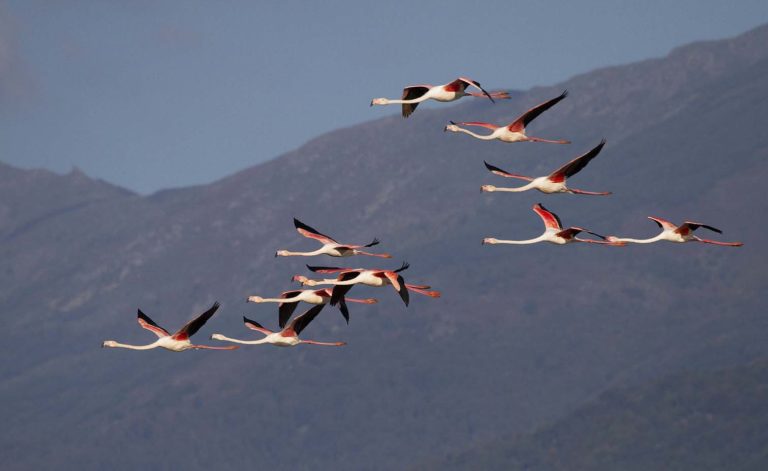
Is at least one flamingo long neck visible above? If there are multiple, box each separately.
[491,182,536,192]
[105,341,158,350]
[612,233,666,244]
[386,95,430,105]
[307,277,357,286]
[456,127,497,140]
[278,248,325,257]
[255,297,292,303]
[213,335,270,345]
[493,235,547,245]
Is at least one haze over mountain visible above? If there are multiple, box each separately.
[1,24,767,470]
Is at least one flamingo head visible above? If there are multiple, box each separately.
[482,238,499,245]
[444,123,460,132]
[481,185,496,193]
[275,250,290,257]
[370,98,389,106]
[247,296,263,303]
[102,340,117,348]
[210,333,226,341]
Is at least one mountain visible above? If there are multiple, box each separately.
[417,360,768,471]
[1,24,767,470]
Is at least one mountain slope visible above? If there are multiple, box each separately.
[1,24,767,470]
[418,360,768,471]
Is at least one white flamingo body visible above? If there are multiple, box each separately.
[371,77,510,117]
[483,203,625,247]
[276,218,391,258]
[607,217,743,246]
[292,263,440,307]
[247,288,377,327]
[445,91,570,144]
[102,302,238,352]
[481,140,611,196]
[211,305,345,348]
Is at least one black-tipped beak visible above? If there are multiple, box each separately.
[274,252,278,258]
[369,101,373,107]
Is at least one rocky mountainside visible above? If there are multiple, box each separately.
[417,360,768,471]
[1,24,767,470]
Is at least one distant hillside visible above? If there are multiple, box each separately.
[1,24,767,471]
[417,360,768,471]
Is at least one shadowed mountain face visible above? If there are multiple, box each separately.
[416,360,768,471]
[1,24,767,470]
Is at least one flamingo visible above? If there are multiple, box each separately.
[276,218,392,258]
[210,305,346,347]
[292,263,441,307]
[370,77,510,118]
[444,91,570,143]
[247,288,377,327]
[606,217,743,246]
[482,203,625,246]
[102,302,238,351]
[481,140,611,195]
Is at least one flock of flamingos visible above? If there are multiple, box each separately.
[102,77,742,353]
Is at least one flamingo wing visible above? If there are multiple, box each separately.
[330,272,360,306]
[484,161,533,181]
[401,85,431,117]
[278,301,300,329]
[555,227,582,239]
[172,302,220,340]
[137,309,170,338]
[549,139,606,183]
[243,316,273,335]
[287,304,326,336]
[648,216,677,231]
[508,90,568,132]
[533,203,563,231]
[293,218,337,244]
[456,77,495,102]
[383,272,410,306]
[678,222,723,234]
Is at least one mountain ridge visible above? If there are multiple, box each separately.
[1,24,767,470]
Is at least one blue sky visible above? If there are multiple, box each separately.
[1,0,766,193]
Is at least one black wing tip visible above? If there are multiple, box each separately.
[561,89,568,98]
[243,315,263,328]
[395,261,410,273]
[484,161,503,172]
[211,301,221,310]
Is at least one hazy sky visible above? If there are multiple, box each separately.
[1,1,766,193]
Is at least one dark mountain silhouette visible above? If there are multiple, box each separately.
[1,24,767,470]
[417,360,768,471]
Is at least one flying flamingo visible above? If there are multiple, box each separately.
[482,203,625,246]
[247,288,377,327]
[292,263,441,307]
[481,140,611,195]
[210,305,346,347]
[606,217,743,246]
[102,302,238,351]
[444,91,570,143]
[370,77,510,118]
[275,218,391,258]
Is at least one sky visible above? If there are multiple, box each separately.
[0,0,766,194]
